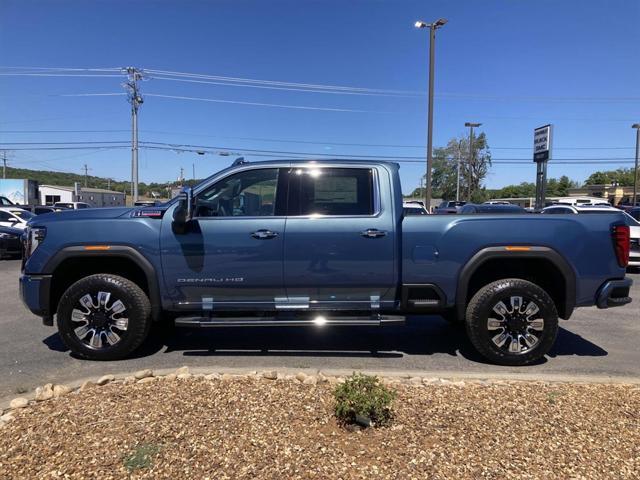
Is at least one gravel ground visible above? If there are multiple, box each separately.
[0,374,638,479]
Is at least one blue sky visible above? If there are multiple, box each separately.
[0,0,638,194]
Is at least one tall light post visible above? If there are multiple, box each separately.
[456,140,462,202]
[632,123,640,207]
[415,18,447,212]
[465,122,481,201]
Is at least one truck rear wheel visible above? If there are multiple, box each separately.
[56,274,151,360]
[465,278,558,366]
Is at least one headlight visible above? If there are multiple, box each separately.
[24,226,46,258]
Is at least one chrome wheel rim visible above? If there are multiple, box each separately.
[70,291,129,349]
[487,296,544,355]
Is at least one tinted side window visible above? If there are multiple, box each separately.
[290,168,374,216]
[195,168,279,217]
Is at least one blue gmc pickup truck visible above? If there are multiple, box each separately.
[20,159,634,365]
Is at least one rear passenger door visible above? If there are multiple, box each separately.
[282,166,397,311]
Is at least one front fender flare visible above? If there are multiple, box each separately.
[44,245,162,321]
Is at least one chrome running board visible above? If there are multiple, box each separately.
[174,314,405,328]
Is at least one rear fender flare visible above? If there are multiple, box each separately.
[455,246,576,321]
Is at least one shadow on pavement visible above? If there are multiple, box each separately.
[42,315,608,364]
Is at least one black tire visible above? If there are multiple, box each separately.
[56,274,151,360]
[465,278,558,366]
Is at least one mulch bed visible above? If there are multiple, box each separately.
[0,376,638,479]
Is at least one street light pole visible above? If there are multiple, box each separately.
[415,18,447,212]
[633,123,640,207]
[464,122,481,201]
[456,140,462,201]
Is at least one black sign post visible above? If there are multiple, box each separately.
[534,124,553,211]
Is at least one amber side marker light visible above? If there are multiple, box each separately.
[84,245,111,251]
[504,246,532,252]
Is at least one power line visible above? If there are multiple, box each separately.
[0,129,636,151]
[147,75,421,98]
[144,93,390,113]
[143,68,419,95]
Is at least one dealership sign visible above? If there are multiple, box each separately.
[533,124,553,162]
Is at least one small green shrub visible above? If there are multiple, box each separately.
[333,373,396,427]
[123,443,161,472]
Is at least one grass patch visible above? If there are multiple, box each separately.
[123,443,161,472]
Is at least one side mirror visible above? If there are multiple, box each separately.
[172,187,193,234]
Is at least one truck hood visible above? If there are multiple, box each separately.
[28,207,134,226]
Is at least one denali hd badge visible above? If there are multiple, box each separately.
[177,277,244,283]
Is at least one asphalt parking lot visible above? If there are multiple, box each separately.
[1,259,638,400]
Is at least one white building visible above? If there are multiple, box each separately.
[39,185,126,207]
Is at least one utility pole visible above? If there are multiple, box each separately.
[179,167,184,185]
[632,124,640,207]
[124,67,144,203]
[465,122,482,202]
[83,164,89,187]
[2,151,6,179]
[192,163,195,181]
[415,18,448,213]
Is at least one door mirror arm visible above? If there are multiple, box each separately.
[172,187,194,234]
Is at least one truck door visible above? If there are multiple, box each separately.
[282,166,397,311]
[160,167,288,311]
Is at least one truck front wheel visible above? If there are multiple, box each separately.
[56,274,151,360]
[465,278,558,366]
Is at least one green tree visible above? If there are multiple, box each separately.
[415,133,491,201]
[585,168,636,187]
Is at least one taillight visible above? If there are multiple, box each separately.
[612,224,630,267]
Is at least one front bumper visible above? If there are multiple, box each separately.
[19,274,53,323]
[596,278,633,309]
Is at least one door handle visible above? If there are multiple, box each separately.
[361,229,387,238]
[251,229,279,240]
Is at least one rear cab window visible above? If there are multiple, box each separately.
[288,167,375,216]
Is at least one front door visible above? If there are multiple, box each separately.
[160,167,287,311]
[282,166,397,311]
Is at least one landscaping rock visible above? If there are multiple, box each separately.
[96,374,115,386]
[53,384,72,398]
[35,384,54,401]
[177,373,192,380]
[0,412,15,424]
[80,381,95,391]
[137,377,156,384]
[295,372,308,383]
[134,369,153,380]
[303,375,317,385]
[262,371,278,380]
[175,366,190,375]
[164,373,177,381]
[221,373,234,381]
[123,376,136,384]
[9,398,29,409]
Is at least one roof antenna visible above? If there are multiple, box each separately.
[232,156,247,166]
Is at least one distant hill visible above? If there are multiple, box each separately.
[2,166,202,198]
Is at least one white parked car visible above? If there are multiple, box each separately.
[624,213,640,268]
[541,205,617,215]
[403,202,429,215]
[53,202,92,210]
[0,206,36,230]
